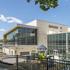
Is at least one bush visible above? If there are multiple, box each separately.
[38,52,46,61]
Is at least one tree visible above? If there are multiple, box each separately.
[38,52,46,60]
[27,0,58,11]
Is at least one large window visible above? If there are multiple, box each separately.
[6,27,37,45]
[47,33,66,58]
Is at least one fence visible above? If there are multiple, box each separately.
[7,55,70,70]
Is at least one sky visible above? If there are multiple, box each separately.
[0,0,70,39]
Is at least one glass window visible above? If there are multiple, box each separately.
[5,27,37,45]
[47,33,66,57]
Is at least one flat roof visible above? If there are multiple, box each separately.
[4,24,37,36]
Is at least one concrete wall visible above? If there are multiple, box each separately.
[3,45,37,55]
[37,20,48,48]
[48,22,68,34]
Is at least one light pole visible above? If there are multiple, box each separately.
[16,54,18,70]
[15,36,18,70]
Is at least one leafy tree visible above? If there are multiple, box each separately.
[27,0,58,11]
[38,52,46,60]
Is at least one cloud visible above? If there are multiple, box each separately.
[0,14,23,24]
[0,15,7,22]
[0,29,5,32]
[7,17,23,24]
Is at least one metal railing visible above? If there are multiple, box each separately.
[0,55,70,70]
[8,55,70,70]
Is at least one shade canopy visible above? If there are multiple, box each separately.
[37,45,47,51]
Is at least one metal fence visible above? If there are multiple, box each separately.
[8,55,70,70]
[47,58,70,70]
[1,55,70,70]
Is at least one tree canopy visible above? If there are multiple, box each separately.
[27,0,58,11]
